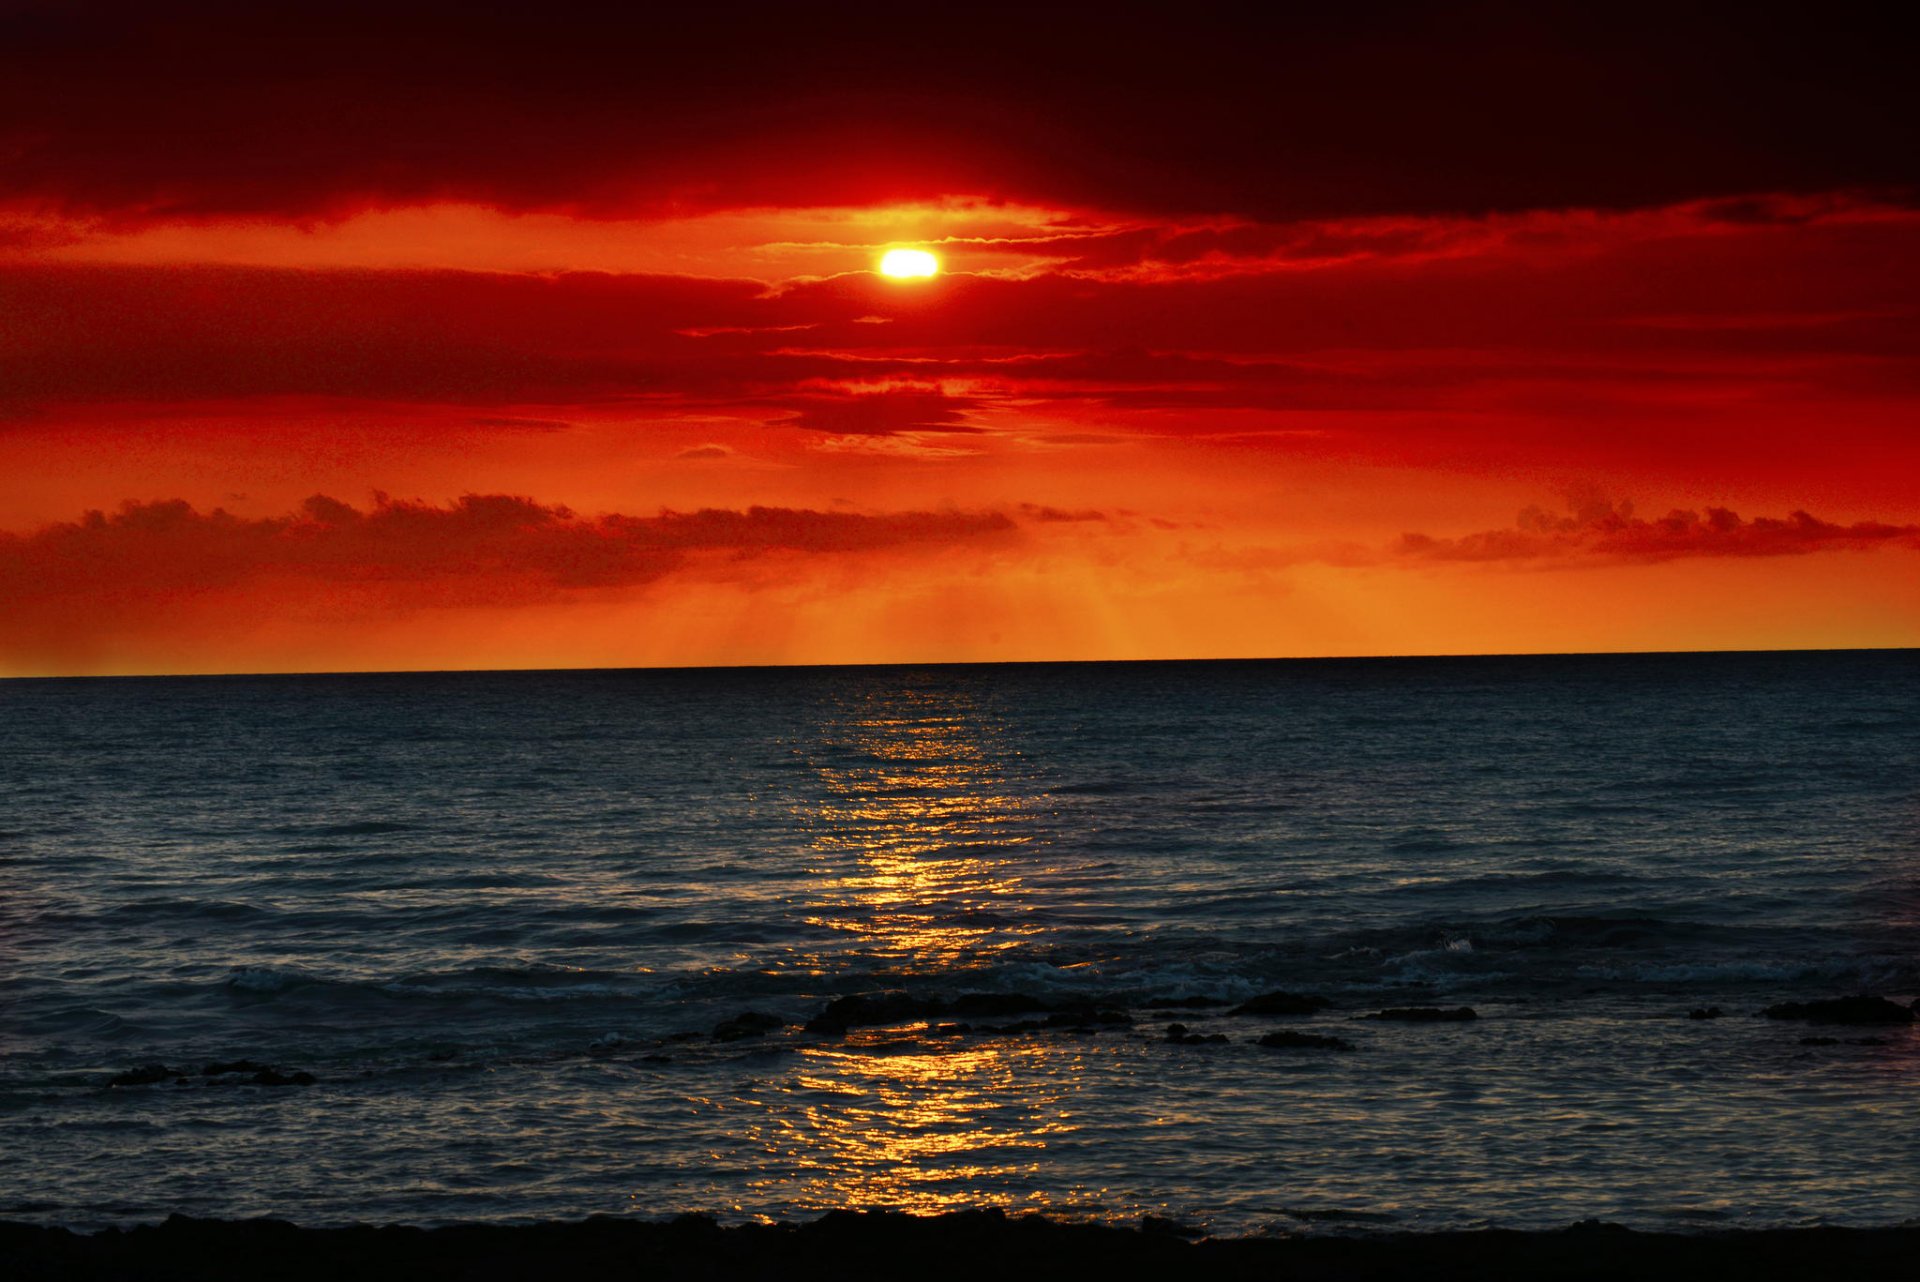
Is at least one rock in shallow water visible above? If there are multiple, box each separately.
[983,1007,1133,1035]
[210,1061,316,1085]
[247,1068,316,1086]
[711,1011,785,1042]
[1799,1035,1891,1047]
[1363,1006,1478,1022]
[947,993,1055,1018]
[804,991,938,1033]
[107,1064,174,1088]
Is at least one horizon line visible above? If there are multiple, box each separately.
[3,643,1913,683]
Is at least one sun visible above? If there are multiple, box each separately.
[878,247,939,279]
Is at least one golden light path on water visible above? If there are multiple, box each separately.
[734,687,1095,1215]
[745,1040,1081,1215]
[797,688,1048,974]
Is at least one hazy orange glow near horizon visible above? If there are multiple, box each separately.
[1,6,1916,676]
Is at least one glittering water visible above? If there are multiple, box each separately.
[2,652,1916,1232]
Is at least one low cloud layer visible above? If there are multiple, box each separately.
[0,494,1026,610]
[1398,497,1920,564]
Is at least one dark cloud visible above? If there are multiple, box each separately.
[0,493,1045,668]
[768,387,982,435]
[1041,219,1467,273]
[2,3,1915,222]
[1017,504,1107,523]
[0,493,1022,605]
[8,199,1917,419]
[1397,496,1920,564]
[0,264,776,406]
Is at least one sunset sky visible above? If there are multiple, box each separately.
[3,1,1916,675]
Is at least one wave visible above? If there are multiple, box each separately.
[1575,956,1920,989]
[278,821,415,838]
[196,896,1905,1019]
[21,898,277,928]
[221,963,660,1008]
[1339,913,1744,959]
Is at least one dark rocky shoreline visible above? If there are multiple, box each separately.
[5,1211,1916,1281]
[88,988,1918,1096]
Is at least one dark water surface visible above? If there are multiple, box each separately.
[2,652,1916,1231]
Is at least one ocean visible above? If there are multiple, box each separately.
[2,651,1915,1233]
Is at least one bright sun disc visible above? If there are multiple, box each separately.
[879,248,939,278]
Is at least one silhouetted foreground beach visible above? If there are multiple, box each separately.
[6,1211,1917,1281]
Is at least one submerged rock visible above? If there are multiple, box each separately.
[1142,996,1229,1010]
[1044,1006,1132,1029]
[804,991,938,1034]
[1254,1030,1356,1051]
[1364,1006,1478,1022]
[248,1068,316,1086]
[1228,990,1332,1017]
[1688,1007,1724,1020]
[975,1006,1134,1037]
[198,1060,315,1085]
[805,991,1128,1035]
[1762,996,1913,1025]
[1800,1035,1892,1048]
[108,1064,174,1088]
[947,993,1054,1018]
[711,1012,785,1042]
[1163,1024,1229,1045]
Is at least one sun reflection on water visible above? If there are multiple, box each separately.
[741,1037,1083,1216]
[729,685,1101,1216]
[793,688,1050,975]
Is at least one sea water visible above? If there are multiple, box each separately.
[1,651,1915,1232]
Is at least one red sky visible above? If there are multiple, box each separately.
[2,1,1916,675]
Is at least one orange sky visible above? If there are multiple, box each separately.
[2,5,1915,675]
